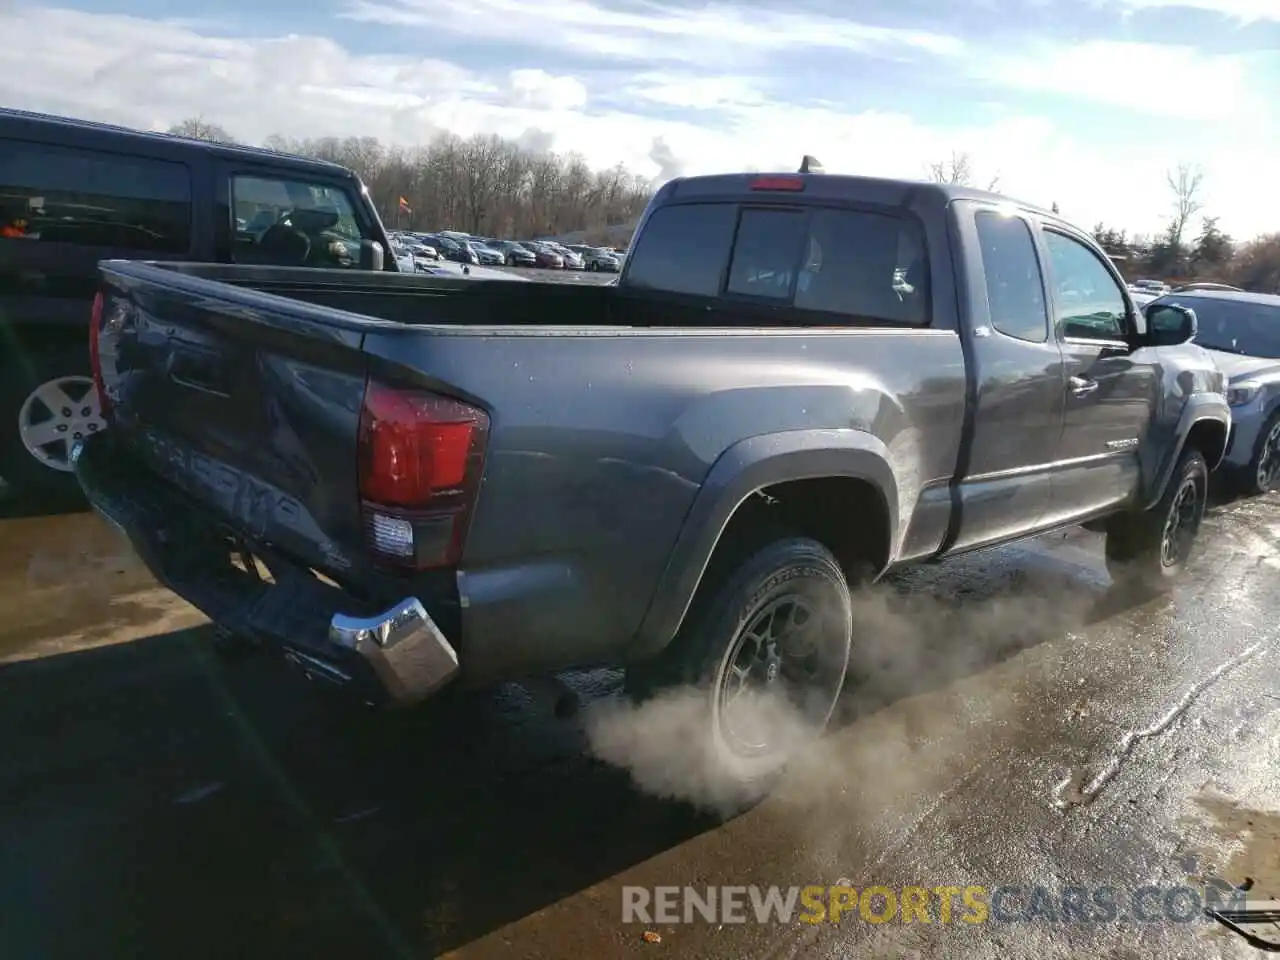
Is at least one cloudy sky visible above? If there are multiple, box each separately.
[1,0,1277,238]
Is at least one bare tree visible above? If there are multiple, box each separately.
[1166,162,1204,251]
[927,150,1000,191]
[167,117,236,144]
[265,127,653,242]
[157,117,1267,284]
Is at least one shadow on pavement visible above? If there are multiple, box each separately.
[0,627,717,959]
[0,487,90,520]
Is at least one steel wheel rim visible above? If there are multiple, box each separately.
[17,376,104,473]
[1160,476,1201,568]
[1256,421,1280,491]
[713,592,845,759]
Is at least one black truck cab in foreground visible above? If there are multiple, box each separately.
[74,169,1230,802]
[0,107,393,500]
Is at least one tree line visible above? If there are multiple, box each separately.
[168,117,654,244]
[931,152,1278,293]
[170,119,1278,291]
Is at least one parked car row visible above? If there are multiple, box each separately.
[1128,278,1243,307]
[390,229,624,273]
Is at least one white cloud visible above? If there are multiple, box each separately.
[340,0,966,68]
[622,74,769,111]
[508,69,588,111]
[1102,0,1280,21]
[976,40,1266,121]
[0,4,1276,239]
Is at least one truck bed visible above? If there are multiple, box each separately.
[148,261,618,328]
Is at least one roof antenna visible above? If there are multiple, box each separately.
[799,155,824,174]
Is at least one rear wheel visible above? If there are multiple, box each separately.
[624,538,852,809]
[1,342,101,502]
[1105,446,1208,591]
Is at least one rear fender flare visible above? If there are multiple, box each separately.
[632,429,898,657]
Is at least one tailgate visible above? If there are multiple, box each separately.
[94,260,371,575]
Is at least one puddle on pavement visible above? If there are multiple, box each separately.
[0,511,207,663]
[1188,793,1280,898]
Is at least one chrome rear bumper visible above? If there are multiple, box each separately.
[329,598,460,704]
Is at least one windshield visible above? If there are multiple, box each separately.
[1167,296,1280,358]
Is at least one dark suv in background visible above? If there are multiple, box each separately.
[0,108,394,501]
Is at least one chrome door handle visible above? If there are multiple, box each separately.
[1069,376,1098,396]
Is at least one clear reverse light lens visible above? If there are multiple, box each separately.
[369,513,414,558]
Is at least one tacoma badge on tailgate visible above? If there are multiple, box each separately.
[136,427,352,570]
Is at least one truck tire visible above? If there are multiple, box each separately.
[0,342,100,504]
[1238,411,1280,497]
[1104,446,1208,591]
[624,537,853,808]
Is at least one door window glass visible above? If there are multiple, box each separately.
[1043,230,1127,339]
[231,175,369,269]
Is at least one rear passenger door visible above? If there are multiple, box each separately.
[1038,227,1156,522]
[946,207,1066,552]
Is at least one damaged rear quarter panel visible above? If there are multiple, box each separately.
[361,325,965,682]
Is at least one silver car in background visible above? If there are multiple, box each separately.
[1158,290,1280,494]
[570,244,622,272]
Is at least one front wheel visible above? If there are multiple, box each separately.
[624,538,852,809]
[1240,412,1280,497]
[1105,446,1208,591]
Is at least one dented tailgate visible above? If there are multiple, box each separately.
[94,260,371,576]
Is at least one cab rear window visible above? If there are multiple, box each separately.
[625,201,928,325]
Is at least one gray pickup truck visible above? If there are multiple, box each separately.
[74,169,1230,793]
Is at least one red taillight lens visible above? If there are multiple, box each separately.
[750,176,805,192]
[88,291,111,417]
[357,381,489,569]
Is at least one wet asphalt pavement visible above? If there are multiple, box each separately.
[0,486,1277,960]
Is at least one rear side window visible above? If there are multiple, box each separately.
[0,138,191,253]
[974,211,1048,342]
[624,203,736,296]
[231,174,370,269]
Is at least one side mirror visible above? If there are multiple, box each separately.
[359,240,384,271]
[1143,303,1197,346]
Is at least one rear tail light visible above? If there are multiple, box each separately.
[357,380,489,570]
[750,176,806,192]
[88,291,112,417]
